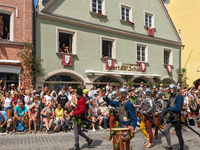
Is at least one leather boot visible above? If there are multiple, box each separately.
[86,138,93,147]
[166,147,173,150]
[144,139,149,146]
[69,144,80,150]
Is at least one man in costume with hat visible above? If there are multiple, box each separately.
[163,83,184,150]
[69,88,93,150]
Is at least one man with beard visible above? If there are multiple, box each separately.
[69,88,93,150]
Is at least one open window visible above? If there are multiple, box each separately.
[102,40,113,58]
[101,37,116,59]
[0,13,10,40]
[57,28,77,55]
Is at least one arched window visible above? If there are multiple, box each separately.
[162,78,175,88]
[93,76,121,89]
[44,74,83,92]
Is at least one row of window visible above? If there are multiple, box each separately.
[92,0,154,28]
[57,29,172,65]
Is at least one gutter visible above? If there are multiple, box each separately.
[32,0,36,88]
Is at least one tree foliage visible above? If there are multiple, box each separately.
[122,75,134,90]
[176,68,189,88]
[153,77,162,89]
[17,42,44,82]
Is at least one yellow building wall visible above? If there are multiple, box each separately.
[167,0,200,87]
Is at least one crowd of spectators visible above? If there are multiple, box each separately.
[0,79,200,134]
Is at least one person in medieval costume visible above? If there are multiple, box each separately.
[154,90,165,139]
[102,88,137,135]
[163,83,184,150]
[138,88,154,148]
[106,91,119,136]
[69,88,93,150]
[134,89,143,126]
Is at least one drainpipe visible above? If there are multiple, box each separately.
[32,0,36,89]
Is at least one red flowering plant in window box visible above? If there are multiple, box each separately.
[98,13,105,17]
[126,20,135,25]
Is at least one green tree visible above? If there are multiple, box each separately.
[122,75,134,90]
[17,42,44,84]
[153,77,162,89]
[176,68,189,88]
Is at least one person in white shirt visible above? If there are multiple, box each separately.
[24,90,33,112]
[43,90,54,107]
[3,92,12,111]
[106,82,110,93]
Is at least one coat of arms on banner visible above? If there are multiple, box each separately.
[62,54,72,66]
[106,59,113,70]
[167,65,172,73]
[140,62,146,72]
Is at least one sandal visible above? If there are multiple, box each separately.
[34,130,37,134]
[12,129,16,133]
[24,129,27,133]
[29,130,32,134]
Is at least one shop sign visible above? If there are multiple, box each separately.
[112,63,141,72]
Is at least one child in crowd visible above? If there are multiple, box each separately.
[28,105,37,134]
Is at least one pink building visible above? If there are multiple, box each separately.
[0,0,33,90]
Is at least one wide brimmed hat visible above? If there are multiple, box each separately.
[70,89,75,92]
[99,99,105,104]
[29,105,35,110]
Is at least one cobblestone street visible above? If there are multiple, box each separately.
[0,127,200,150]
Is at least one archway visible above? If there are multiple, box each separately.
[194,79,200,89]
[133,77,153,88]
[162,78,176,88]
[93,76,122,89]
[44,74,83,92]
[39,69,85,92]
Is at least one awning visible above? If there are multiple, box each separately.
[85,70,161,77]
[0,59,20,64]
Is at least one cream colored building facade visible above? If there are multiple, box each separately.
[167,0,200,88]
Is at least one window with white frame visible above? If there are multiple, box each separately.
[92,0,103,14]
[145,13,154,28]
[164,49,172,65]
[121,6,130,21]
[137,45,147,62]
[57,28,77,54]
[101,37,115,59]
[0,10,14,41]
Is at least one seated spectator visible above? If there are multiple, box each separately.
[31,90,37,99]
[3,92,12,111]
[57,88,68,108]
[64,102,75,130]
[55,104,65,126]
[28,105,37,134]
[12,92,20,111]
[36,86,42,95]
[0,108,11,133]
[24,90,33,112]
[19,88,26,105]
[89,100,103,131]
[58,86,68,96]
[40,102,54,134]
[13,101,28,133]
[64,46,69,53]
[0,79,6,102]
[0,92,6,110]
[69,89,77,107]
[51,90,57,108]
[9,84,18,97]
[32,96,40,126]
[43,90,54,107]
[99,99,109,129]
